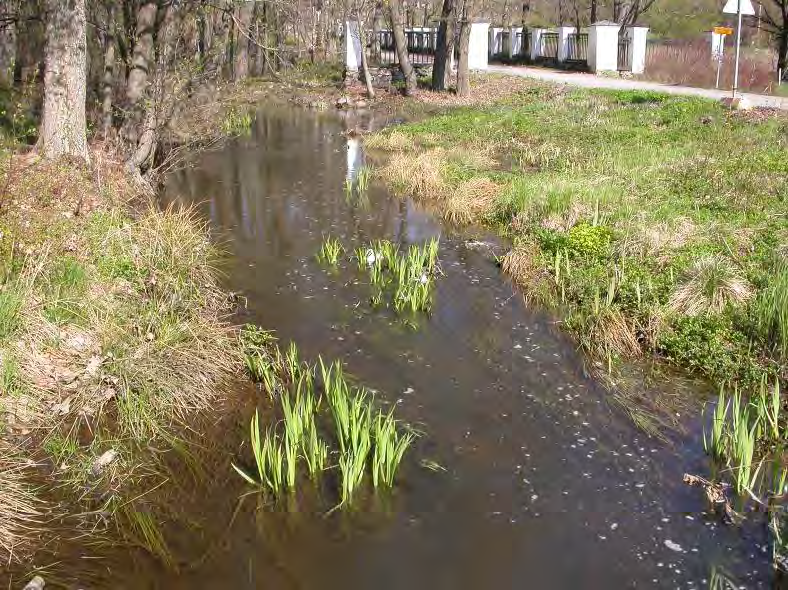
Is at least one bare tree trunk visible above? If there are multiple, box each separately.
[39,0,88,161]
[122,1,157,144]
[390,0,417,94]
[590,0,598,22]
[0,16,17,86]
[779,26,788,77]
[371,4,382,63]
[234,0,253,80]
[357,19,376,98]
[101,3,115,140]
[432,0,456,91]
[456,15,471,96]
[126,1,156,106]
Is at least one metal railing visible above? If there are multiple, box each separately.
[565,32,588,63]
[517,30,532,60]
[539,32,559,61]
[617,36,631,71]
[377,29,436,65]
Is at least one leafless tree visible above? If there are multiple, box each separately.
[756,0,788,78]
[39,0,89,161]
[389,0,418,94]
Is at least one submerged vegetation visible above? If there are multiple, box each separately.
[236,327,415,507]
[317,235,441,316]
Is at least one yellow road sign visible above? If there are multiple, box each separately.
[714,26,734,35]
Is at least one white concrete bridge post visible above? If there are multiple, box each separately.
[588,21,619,73]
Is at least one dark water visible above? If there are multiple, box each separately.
[33,105,771,588]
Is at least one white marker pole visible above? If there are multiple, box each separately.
[732,0,743,98]
[715,35,725,89]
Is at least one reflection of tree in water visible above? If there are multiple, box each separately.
[163,107,441,264]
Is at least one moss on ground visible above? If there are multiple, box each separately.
[370,80,788,404]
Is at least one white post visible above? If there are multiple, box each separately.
[588,21,620,73]
[469,22,490,70]
[628,25,648,74]
[530,28,545,60]
[345,21,362,72]
[733,0,743,97]
[716,35,725,88]
[710,30,725,60]
[556,26,576,63]
[489,27,504,56]
[510,26,523,58]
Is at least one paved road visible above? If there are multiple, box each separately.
[486,65,788,110]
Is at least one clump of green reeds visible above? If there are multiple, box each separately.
[755,261,788,359]
[703,378,783,496]
[316,236,344,267]
[233,345,417,508]
[355,165,373,194]
[372,410,414,488]
[354,237,440,315]
[221,108,253,135]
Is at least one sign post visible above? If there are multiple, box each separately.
[712,26,733,89]
[722,0,755,98]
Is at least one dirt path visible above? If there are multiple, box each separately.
[486,65,788,109]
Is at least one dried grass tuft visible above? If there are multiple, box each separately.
[380,149,448,200]
[364,130,415,152]
[668,255,752,316]
[581,308,643,359]
[443,177,500,225]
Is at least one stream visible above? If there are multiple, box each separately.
[41,104,772,588]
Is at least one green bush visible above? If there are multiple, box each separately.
[658,314,765,387]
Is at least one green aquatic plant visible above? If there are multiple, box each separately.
[356,237,440,315]
[232,410,285,497]
[236,347,417,507]
[316,236,344,267]
[221,108,253,135]
[302,419,328,479]
[372,410,414,488]
[356,165,374,194]
[703,388,728,460]
[754,378,781,442]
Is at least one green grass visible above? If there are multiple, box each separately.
[43,256,88,324]
[220,108,253,135]
[0,288,22,340]
[235,342,417,508]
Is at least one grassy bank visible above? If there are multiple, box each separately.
[368,81,787,410]
[0,148,242,564]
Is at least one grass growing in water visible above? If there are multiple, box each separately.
[355,165,373,194]
[355,237,440,315]
[316,236,344,267]
[221,108,253,135]
[234,339,417,507]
